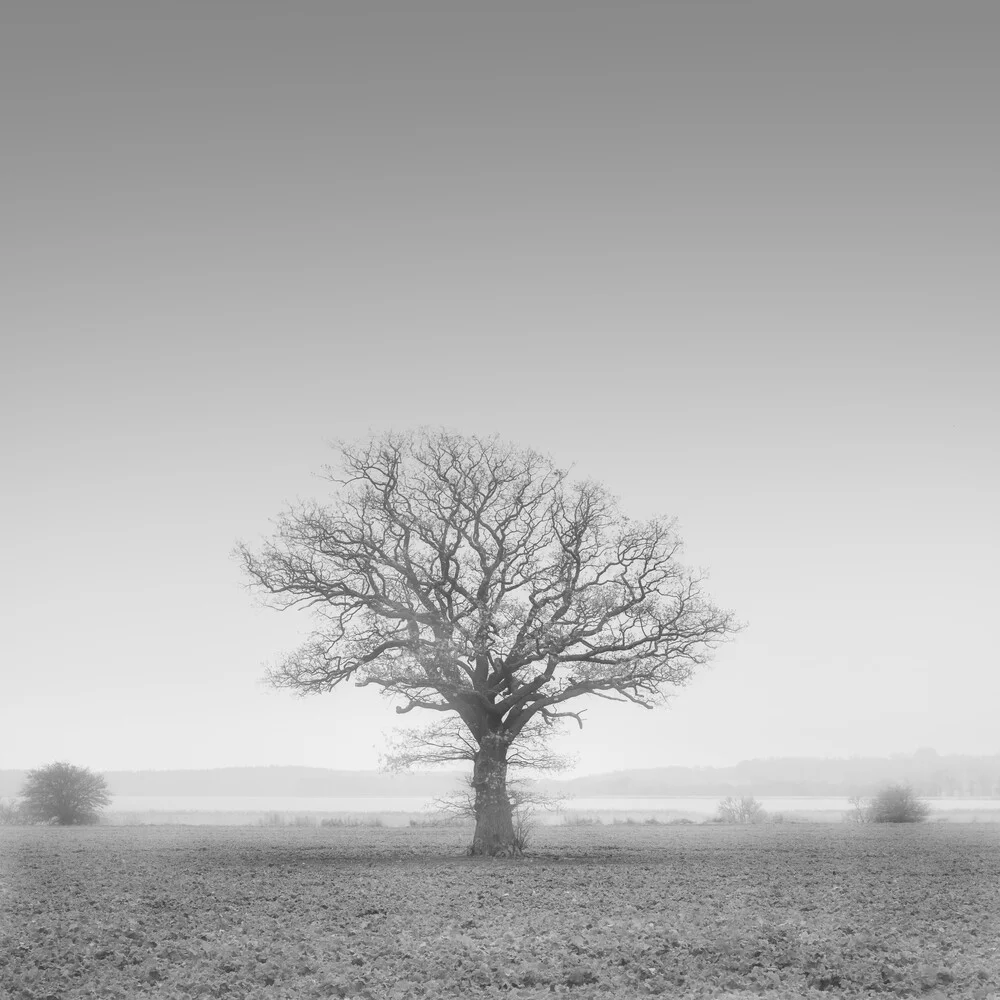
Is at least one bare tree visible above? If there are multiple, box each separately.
[237,429,741,854]
[382,716,571,852]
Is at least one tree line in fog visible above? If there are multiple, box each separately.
[2,750,996,799]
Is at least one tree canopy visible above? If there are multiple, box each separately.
[238,429,740,853]
[21,762,111,825]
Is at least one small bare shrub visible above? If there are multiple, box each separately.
[510,807,533,856]
[319,816,384,828]
[408,813,468,828]
[0,798,26,825]
[844,794,874,824]
[716,795,768,824]
[561,814,602,826]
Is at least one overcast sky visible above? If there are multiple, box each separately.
[3,2,997,778]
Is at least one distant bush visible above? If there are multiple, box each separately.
[0,797,27,825]
[21,762,111,825]
[319,816,384,828]
[716,795,768,824]
[561,814,602,826]
[408,814,468,828]
[256,813,389,828]
[845,785,931,824]
[869,784,931,823]
[844,794,874,824]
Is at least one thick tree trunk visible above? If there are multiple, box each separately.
[469,740,515,856]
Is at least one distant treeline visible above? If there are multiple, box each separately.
[0,766,465,799]
[1,751,997,800]
[536,750,1000,798]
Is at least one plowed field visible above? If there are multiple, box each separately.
[1,823,997,998]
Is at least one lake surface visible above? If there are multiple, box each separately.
[110,796,441,813]
[108,794,1000,817]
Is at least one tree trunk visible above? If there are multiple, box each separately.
[470,740,515,856]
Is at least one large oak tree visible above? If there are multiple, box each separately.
[238,429,740,854]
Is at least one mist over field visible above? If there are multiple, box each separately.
[4,749,997,801]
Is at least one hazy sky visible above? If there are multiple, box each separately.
[3,3,997,777]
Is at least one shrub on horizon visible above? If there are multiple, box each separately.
[0,797,27,825]
[20,762,111,826]
[716,795,768,824]
[845,793,874,824]
[869,784,931,823]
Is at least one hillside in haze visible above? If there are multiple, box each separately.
[538,751,1000,798]
[2,751,998,800]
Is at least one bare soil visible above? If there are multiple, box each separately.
[1,822,998,998]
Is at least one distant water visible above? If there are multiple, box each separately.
[109,795,439,813]
[108,794,1000,816]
